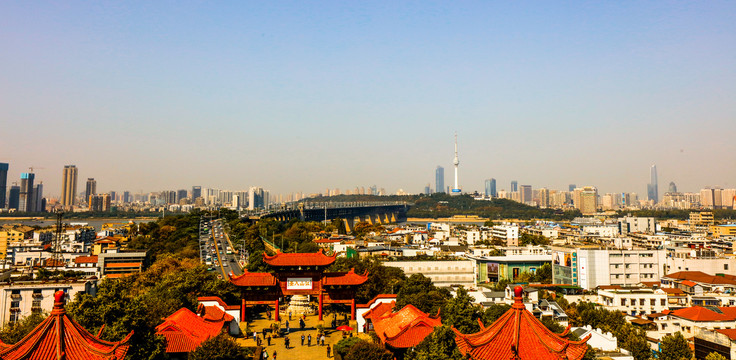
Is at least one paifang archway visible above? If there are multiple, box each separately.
[229,249,368,322]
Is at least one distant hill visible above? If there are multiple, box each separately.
[302,193,581,220]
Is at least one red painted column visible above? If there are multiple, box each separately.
[275,298,280,322]
[241,298,246,322]
[350,298,356,321]
[318,292,324,321]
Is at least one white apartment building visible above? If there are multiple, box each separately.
[0,279,96,325]
[597,288,668,316]
[583,226,618,238]
[492,225,519,246]
[552,248,666,289]
[665,248,736,276]
[384,260,475,288]
[617,217,657,235]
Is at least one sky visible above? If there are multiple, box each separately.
[1,1,735,198]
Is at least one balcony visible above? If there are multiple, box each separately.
[9,307,20,313]
[32,292,43,299]
[10,294,21,300]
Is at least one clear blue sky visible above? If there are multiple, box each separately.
[1,1,734,197]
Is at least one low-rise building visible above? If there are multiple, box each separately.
[470,254,551,283]
[597,287,668,316]
[384,259,475,288]
[98,251,147,278]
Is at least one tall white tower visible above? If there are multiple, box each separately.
[452,133,461,195]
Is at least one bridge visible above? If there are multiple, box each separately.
[252,202,410,232]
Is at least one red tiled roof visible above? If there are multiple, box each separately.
[664,271,736,286]
[716,329,736,341]
[368,304,442,348]
[453,286,589,360]
[198,296,240,311]
[0,291,132,360]
[198,304,235,322]
[670,306,736,322]
[263,249,336,267]
[74,255,98,264]
[229,271,278,287]
[356,294,397,309]
[362,301,395,321]
[323,269,369,286]
[681,280,697,287]
[155,307,231,353]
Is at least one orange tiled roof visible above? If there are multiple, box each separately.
[263,249,336,267]
[716,329,736,341]
[323,269,369,286]
[367,304,442,348]
[105,262,143,268]
[229,271,278,287]
[681,280,697,287]
[155,307,230,353]
[664,271,736,286]
[662,288,686,295]
[74,255,98,264]
[670,306,736,322]
[198,304,235,322]
[453,286,590,360]
[0,291,132,360]
[362,301,395,320]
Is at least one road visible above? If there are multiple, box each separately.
[199,218,243,280]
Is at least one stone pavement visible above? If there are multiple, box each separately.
[236,312,369,360]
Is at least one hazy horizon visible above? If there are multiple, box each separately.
[2,2,735,198]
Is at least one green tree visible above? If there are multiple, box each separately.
[329,257,407,303]
[334,337,363,359]
[344,340,393,360]
[189,334,252,360]
[659,332,692,360]
[405,325,464,360]
[396,274,451,314]
[705,352,728,360]
[441,287,484,333]
[532,263,552,283]
[482,304,511,324]
[0,313,46,344]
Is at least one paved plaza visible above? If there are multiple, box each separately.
[236,311,368,360]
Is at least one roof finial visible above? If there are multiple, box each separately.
[52,290,66,314]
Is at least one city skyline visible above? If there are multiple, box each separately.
[2,2,735,196]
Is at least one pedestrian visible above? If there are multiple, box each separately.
[308,334,312,346]
[284,336,290,349]
[286,320,290,334]
[273,350,277,360]
[253,331,258,342]
[262,349,268,360]
[327,344,331,358]
[267,334,271,346]
[289,311,292,320]
[301,334,305,346]
[321,334,325,346]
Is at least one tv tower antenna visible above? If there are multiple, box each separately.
[452,132,461,195]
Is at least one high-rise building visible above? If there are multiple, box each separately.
[647,165,658,203]
[424,184,431,195]
[568,184,576,192]
[435,166,445,194]
[538,188,550,208]
[0,162,7,208]
[19,173,35,212]
[577,186,598,215]
[34,183,44,212]
[191,186,202,201]
[8,185,20,210]
[484,179,497,197]
[519,185,532,205]
[61,165,78,208]
[123,191,131,203]
[109,191,117,203]
[668,182,677,193]
[89,194,111,212]
[511,181,518,193]
[85,178,97,200]
[248,187,265,210]
[177,189,188,203]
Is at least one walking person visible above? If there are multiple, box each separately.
[301,334,305,346]
[284,336,290,349]
[262,349,268,360]
[267,334,271,346]
[308,334,312,347]
[327,344,331,358]
[273,350,277,360]
[286,320,290,334]
[320,334,325,346]
[253,331,258,342]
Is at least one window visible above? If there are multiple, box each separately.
[650,299,656,306]
[661,299,666,306]
[621,299,627,306]
[726,264,729,271]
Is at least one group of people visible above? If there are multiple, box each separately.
[256,311,343,358]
